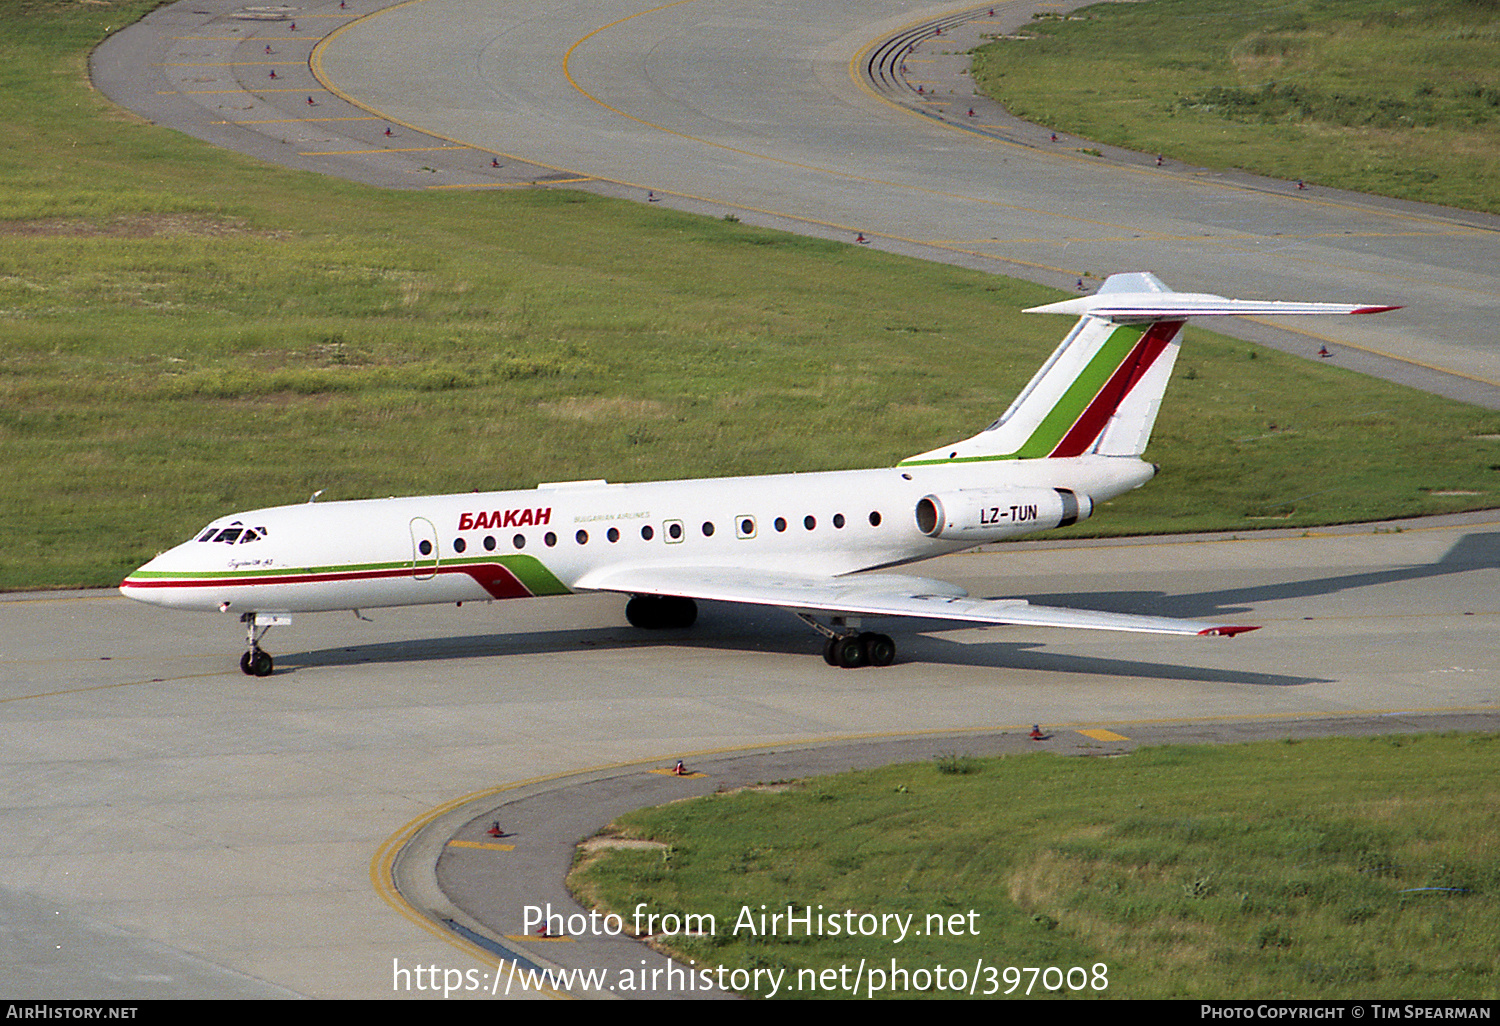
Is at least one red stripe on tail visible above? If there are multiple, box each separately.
[1049,320,1183,458]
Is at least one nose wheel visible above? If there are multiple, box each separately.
[240,648,274,677]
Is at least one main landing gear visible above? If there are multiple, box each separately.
[623,597,895,667]
[820,631,896,668]
[799,614,896,668]
[238,611,290,677]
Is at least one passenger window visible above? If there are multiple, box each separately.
[513,534,526,550]
[774,517,787,533]
[833,514,845,529]
[642,525,654,541]
[869,511,882,527]
[607,528,619,543]
[803,515,816,531]
[701,522,714,537]
[418,539,433,556]
[484,535,496,551]
[576,530,588,545]
[453,538,466,553]
[544,532,557,547]
[667,522,683,541]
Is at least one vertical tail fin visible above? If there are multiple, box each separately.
[900,273,1398,467]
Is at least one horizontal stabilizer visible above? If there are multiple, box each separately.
[1027,272,1398,321]
[1026,294,1400,321]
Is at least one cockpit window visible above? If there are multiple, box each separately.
[198,520,266,544]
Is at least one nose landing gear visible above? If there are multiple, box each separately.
[238,611,290,676]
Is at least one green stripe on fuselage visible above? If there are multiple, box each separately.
[128,553,571,594]
[490,554,570,596]
[125,559,411,581]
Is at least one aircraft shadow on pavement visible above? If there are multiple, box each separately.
[1016,529,1499,622]
[277,528,1500,683]
[281,601,1326,687]
[896,633,1327,687]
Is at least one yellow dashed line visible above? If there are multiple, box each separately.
[447,840,515,851]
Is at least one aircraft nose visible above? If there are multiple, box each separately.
[119,543,199,608]
[120,555,163,604]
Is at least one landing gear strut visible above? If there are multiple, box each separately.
[802,615,896,668]
[238,611,289,677]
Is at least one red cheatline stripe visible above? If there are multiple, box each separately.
[121,567,414,589]
[1049,320,1183,458]
[1351,305,1402,314]
[465,564,531,599]
[121,564,534,599]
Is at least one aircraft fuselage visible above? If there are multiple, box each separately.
[121,455,1153,615]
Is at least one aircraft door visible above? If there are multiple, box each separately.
[410,517,440,580]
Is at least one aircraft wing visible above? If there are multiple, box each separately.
[573,565,1257,637]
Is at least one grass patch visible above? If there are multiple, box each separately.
[971,0,1500,211]
[569,734,1500,999]
[0,2,1497,589]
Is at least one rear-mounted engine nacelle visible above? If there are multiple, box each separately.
[915,488,1092,541]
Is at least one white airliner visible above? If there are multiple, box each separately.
[121,273,1396,675]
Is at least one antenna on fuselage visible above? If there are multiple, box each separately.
[308,489,325,504]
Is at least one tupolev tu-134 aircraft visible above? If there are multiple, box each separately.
[121,273,1397,675]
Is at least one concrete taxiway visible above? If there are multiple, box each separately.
[2,515,1496,997]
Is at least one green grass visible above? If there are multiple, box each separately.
[569,734,1500,999]
[0,1,1498,589]
[971,0,1500,211]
